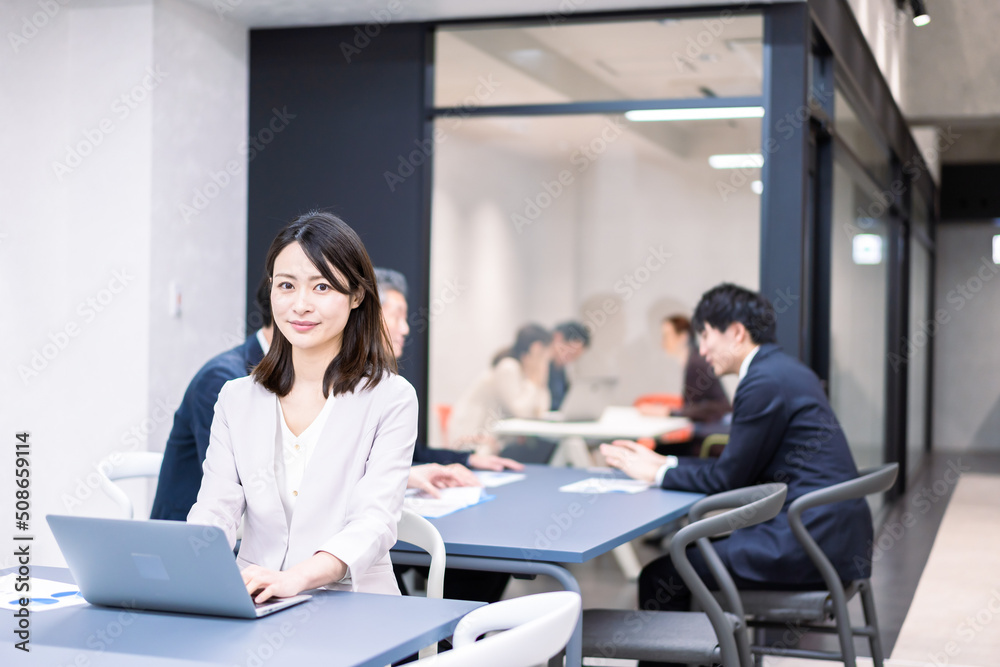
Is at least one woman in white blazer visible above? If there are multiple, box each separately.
[188,211,417,600]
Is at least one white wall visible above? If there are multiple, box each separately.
[845,0,908,104]
[932,223,1000,452]
[0,0,247,567]
[428,117,760,445]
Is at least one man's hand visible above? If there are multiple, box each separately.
[408,463,480,498]
[467,453,524,472]
[599,439,668,484]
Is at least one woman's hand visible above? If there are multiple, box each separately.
[242,552,347,603]
[242,565,308,603]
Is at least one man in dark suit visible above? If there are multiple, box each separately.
[548,320,591,411]
[601,284,872,667]
[150,281,272,521]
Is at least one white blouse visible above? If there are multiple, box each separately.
[275,393,336,525]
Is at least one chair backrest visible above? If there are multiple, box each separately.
[676,483,788,666]
[787,464,899,590]
[414,591,581,667]
[96,452,164,519]
[397,508,448,659]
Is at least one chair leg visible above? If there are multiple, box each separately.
[859,581,885,667]
[828,588,857,667]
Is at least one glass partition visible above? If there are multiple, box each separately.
[829,157,889,497]
[427,111,762,446]
[907,189,931,480]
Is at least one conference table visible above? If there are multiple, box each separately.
[392,464,704,667]
[6,565,481,666]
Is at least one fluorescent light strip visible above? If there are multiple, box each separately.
[708,154,764,169]
[625,106,765,122]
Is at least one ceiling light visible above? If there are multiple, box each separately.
[625,106,764,122]
[993,235,1000,264]
[853,234,883,265]
[751,180,764,195]
[708,154,764,169]
[910,0,930,26]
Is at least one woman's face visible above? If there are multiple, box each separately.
[660,322,689,356]
[271,242,360,357]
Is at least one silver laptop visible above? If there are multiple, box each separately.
[46,515,310,619]
[555,376,618,421]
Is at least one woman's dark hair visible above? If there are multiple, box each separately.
[491,324,552,366]
[663,314,691,336]
[692,283,778,345]
[663,314,695,349]
[252,211,396,397]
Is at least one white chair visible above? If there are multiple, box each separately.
[397,508,447,658]
[414,591,581,667]
[96,452,164,519]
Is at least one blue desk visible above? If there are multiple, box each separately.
[392,464,703,667]
[10,566,481,666]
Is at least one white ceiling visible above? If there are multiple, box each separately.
[187,0,782,29]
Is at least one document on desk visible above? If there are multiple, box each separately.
[474,471,526,488]
[559,478,651,494]
[404,487,494,518]
[0,574,88,612]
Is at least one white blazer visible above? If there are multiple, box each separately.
[188,372,417,595]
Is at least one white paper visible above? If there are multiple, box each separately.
[559,478,651,494]
[0,575,88,612]
[474,471,526,488]
[404,486,485,518]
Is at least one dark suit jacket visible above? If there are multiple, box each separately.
[660,344,873,585]
[150,335,264,521]
[412,442,471,466]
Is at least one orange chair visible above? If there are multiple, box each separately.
[633,393,683,411]
[434,404,453,448]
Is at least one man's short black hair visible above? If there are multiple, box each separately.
[692,283,777,345]
[554,321,591,348]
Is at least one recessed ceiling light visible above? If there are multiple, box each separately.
[708,154,764,169]
[751,180,764,195]
[625,106,764,122]
[853,234,883,265]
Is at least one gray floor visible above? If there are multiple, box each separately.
[501,451,1000,659]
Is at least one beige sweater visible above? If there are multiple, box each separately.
[446,357,551,453]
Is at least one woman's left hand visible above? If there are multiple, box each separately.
[242,565,307,603]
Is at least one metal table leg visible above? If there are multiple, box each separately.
[391,552,584,667]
